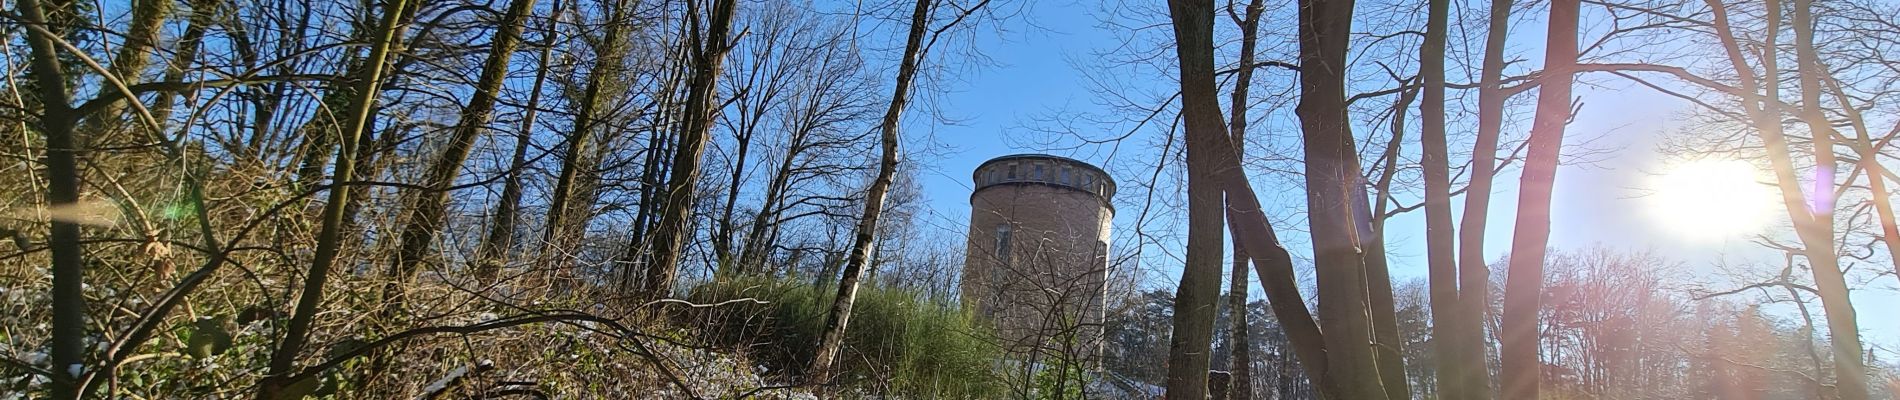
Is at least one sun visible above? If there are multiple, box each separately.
[1647,158,1775,241]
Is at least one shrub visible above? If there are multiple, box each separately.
[685,276,1004,398]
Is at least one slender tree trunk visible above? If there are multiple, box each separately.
[544,0,632,260]
[1789,0,1871,397]
[738,136,800,274]
[1224,2,1265,398]
[259,0,410,396]
[16,0,84,396]
[1360,186,1410,400]
[1499,0,1578,398]
[477,0,565,281]
[642,0,740,300]
[1363,87,1415,400]
[1418,0,1464,396]
[808,0,931,384]
[714,129,752,276]
[548,0,642,265]
[619,44,687,289]
[1454,1,1510,397]
[391,0,539,282]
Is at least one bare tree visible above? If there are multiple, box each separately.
[1453,0,1513,398]
[1163,0,1231,397]
[1297,0,1394,396]
[809,0,939,385]
[1499,0,1579,398]
[642,0,740,299]
[14,0,85,396]
[260,0,413,396]
[390,0,541,286]
[478,0,570,278]
[1699,0,1870,397]
[1223,0,1266,398]
[544,0,638,260]
[1417,0,1467,397]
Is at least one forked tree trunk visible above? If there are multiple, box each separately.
[259,0,410,396]
[1499,0,1578,398]
[148,0,220,135]
[642,0,740,300]
[808,0,931,384]
[77,0,170,138]
[1364,85,1415,400]
[1171,0,1352,396]
[1294,0,1391,397]
[1825,76,1900,284]
[1703,0,1868,397]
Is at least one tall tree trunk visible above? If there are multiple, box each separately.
[543,0,632,260]
[642,0,740,300]
[16,0,84,396]
[1164,1,1226,397]
[1454,0,1510,397]
[391,0,539,282]
[1295,0,1391,397]
[1499,0,1578,398]
[477,0,566,281]
[808,0,931,384]
[1418,0,1464,396]
[1224,1,1265,398]
[1789,0,1871,397]
[78,0,171,139]
[259,0,410,396]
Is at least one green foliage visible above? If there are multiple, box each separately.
[687,276,1005,398]
[1032,361,1088,400]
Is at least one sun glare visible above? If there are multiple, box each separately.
[1648,158,1774,241]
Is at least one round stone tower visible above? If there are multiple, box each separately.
[962,154,1115,357]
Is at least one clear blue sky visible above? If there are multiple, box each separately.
[896,0,1900,352]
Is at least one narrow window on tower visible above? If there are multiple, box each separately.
[1007,164,1018,179]
[1033,163,1044,181]
[994,224,1014,261]
[1095,240,1109,270]
[1060,166,1071,185]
